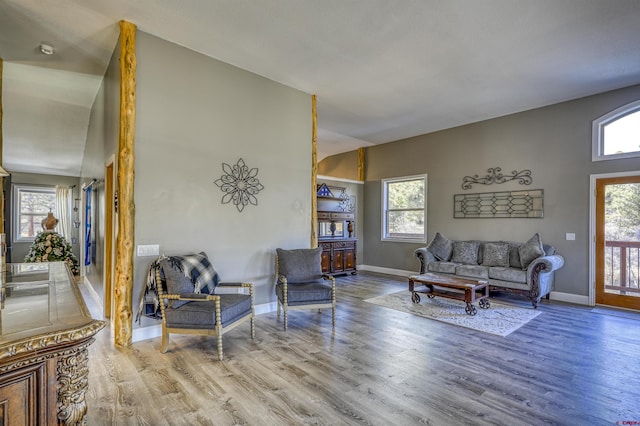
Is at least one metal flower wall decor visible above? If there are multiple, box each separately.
[462,167,532,190]
[214,158,264,212]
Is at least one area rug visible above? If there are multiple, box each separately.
[364,291,541,336]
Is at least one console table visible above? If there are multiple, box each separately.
[0,262,105,425]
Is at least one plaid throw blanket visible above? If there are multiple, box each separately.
[135,253,220,323]
[169,252,220,294]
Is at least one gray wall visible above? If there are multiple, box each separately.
[81,38,120,301]
[134,32,312,314]
[321,83,640,298]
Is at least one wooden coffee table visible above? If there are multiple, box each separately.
[408,273,491,316]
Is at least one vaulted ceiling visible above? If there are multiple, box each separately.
[2,0,640,176]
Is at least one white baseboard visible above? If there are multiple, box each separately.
[549,291,590,306]
[357,264,417,278]
[82,276,104,310]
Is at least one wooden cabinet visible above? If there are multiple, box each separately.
[320,239,356,275]
[0,262,105,425]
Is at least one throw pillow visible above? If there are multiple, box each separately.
[519,233,545,270]
[450,241,480,265]
[427,232,454,261]
[169,252,220,294]
[160,258,194,309]
[481,242,510,267]
[276,248,323,283]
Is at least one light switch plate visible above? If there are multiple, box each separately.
[565,233,576,241]
[137,244,160,256]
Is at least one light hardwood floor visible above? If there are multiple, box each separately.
[83,272,640,425]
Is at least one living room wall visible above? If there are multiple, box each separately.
[133,32,311,312]
[320,83,640,301]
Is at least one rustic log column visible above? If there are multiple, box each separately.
[311,94,318,248]
[114,20,137,347]
[358,147,365,182]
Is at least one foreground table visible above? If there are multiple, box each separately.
[408,272,491,315]
[0,262,105,425]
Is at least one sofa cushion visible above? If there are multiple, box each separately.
[455,264,489,279]
[481,242,510,267]
[519,233,545,270]
[276,248,323,283]
[428,262,459,274]
[427,232,454,261]
[543,244,556,256]
[451,241,480,265]
[489,267,527,284]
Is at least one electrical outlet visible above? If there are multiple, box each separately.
[137,244,160,257]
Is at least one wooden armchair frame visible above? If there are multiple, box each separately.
[275,253,336,331]
[155,268,255,360]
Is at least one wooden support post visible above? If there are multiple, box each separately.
[311,95,318,248]
[114,20,137,347]
[358,147,365,182]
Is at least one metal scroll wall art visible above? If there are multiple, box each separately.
[214,158,264,212]
[462,167,532,190]
[454,189,544,219]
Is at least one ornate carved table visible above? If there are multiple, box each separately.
[0,262,105,425]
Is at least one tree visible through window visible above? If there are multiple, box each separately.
[14,185,57,241]
[593,100,640,161]
[382,175,427,242]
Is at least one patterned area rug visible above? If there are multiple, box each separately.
[364,291,541,336]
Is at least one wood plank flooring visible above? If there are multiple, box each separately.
[83,272,640,425]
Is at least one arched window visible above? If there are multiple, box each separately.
[593,100,640,161]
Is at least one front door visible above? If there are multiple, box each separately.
[595,175,640,310]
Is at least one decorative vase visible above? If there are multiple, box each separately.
[347,221,354,238]
[329,221,336,236]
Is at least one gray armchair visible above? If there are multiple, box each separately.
[275,248,336,331]
[155,256,254,360]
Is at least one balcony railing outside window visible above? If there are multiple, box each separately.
[605,240,640,296]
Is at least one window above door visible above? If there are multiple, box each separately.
[593,99,640,162]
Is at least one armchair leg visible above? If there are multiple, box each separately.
[332,306,335,328]
[250,317,255,339]
[217,334,223,361]
[277,300,281,319]
[160,328,169,353]
[283,307,288,331]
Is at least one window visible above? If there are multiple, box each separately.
[13,185,57,242]
[382,174,427,242]
[593,100,640,162]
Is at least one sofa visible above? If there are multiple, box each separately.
[414,232,564,308]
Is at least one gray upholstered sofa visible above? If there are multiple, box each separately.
[414,232,564,308]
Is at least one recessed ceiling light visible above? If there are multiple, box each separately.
[39,43,54,55]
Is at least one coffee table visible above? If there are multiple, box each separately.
[408,273,491,316]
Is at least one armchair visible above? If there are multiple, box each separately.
[155,255,254,360]
[275,248,336,331]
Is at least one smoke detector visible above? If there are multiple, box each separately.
[39,43,54,55]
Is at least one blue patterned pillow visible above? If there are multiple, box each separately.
[451,241,480,265]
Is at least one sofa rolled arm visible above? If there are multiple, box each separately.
[414,248,436,274]
[527,254,565,274]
